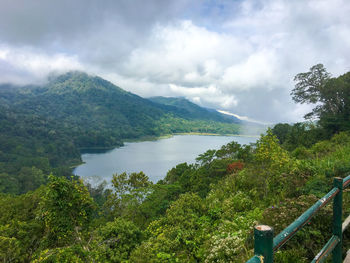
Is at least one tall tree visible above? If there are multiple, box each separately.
[40,175,95,248]
[291,64,331,119]
[291,64,350,133]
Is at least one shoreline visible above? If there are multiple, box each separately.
[123,134,173,143]
[173,132,260,138]
[76,132,260,154]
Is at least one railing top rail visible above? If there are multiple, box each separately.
[246,175,350,263]
[343,174,350,189]
[311,235,339,263]
[273,187,339,251]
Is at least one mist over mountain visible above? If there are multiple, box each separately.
[149,96,242,124]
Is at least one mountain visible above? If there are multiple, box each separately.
[0,72,241,145]
[0,71,243,192]
[6,72,168,145]
[149,96,241,123]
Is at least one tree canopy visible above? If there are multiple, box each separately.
[291,64,350,133]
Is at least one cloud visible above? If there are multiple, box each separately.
[0,0,188,45]
[217,110,269,125]
[221,49,279,91]
[168,83,238,109]
[0,45,82,84]
[0,0,350,123]
[122,20,251,86]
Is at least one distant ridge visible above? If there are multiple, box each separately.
[149,96,241,124]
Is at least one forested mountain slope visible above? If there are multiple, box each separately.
[1,72,241,147]
[0,71,241,194]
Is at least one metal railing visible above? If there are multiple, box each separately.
[246,175,350,263]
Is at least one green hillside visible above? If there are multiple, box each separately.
[0,71,241,194]
[3,72,167,146]
[1,72,241,145]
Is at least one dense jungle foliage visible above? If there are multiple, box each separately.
[2,129,350,262]
[1,65,350,262]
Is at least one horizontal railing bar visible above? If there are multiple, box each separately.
[311,235,339,263]
[343,174,350,189]
[246,255,262,263]
[342,214,350,232]
[273,187,339,251]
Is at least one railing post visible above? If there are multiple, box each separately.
[254,225,274,263]
[333,177,343,263]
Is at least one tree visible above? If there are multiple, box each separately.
[291,64,331,109]
[291,64,350,133]
[318,72,350,133]
[0,187,45,262]
[129,193,207,262]
[164,162,192,184]
[195,149,216,166]
[103,172,153,221]
[138,184,182,224]
[40,175,95,248]
[272,122,328,151]
[272,123,293,145]
[92,218,142,262]
[18,167,47,194]
[0,173,19,194]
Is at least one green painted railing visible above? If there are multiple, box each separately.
[246,175,350,263]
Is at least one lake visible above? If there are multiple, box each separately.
[74,135,258,184]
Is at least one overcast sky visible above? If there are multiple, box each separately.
[0,0,349,123]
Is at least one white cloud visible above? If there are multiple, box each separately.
[168,83,238,109]
[221,49,279,90]
[115,0,350,123]
[123,20,252,86]
[217,110,270,125]
[0,45,83,84]
[1,0,350,123]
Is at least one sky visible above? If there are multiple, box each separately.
[0,0,349,123]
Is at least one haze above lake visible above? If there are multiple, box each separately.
[74,135,258,183]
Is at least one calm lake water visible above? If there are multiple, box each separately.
[74,135,258,183]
